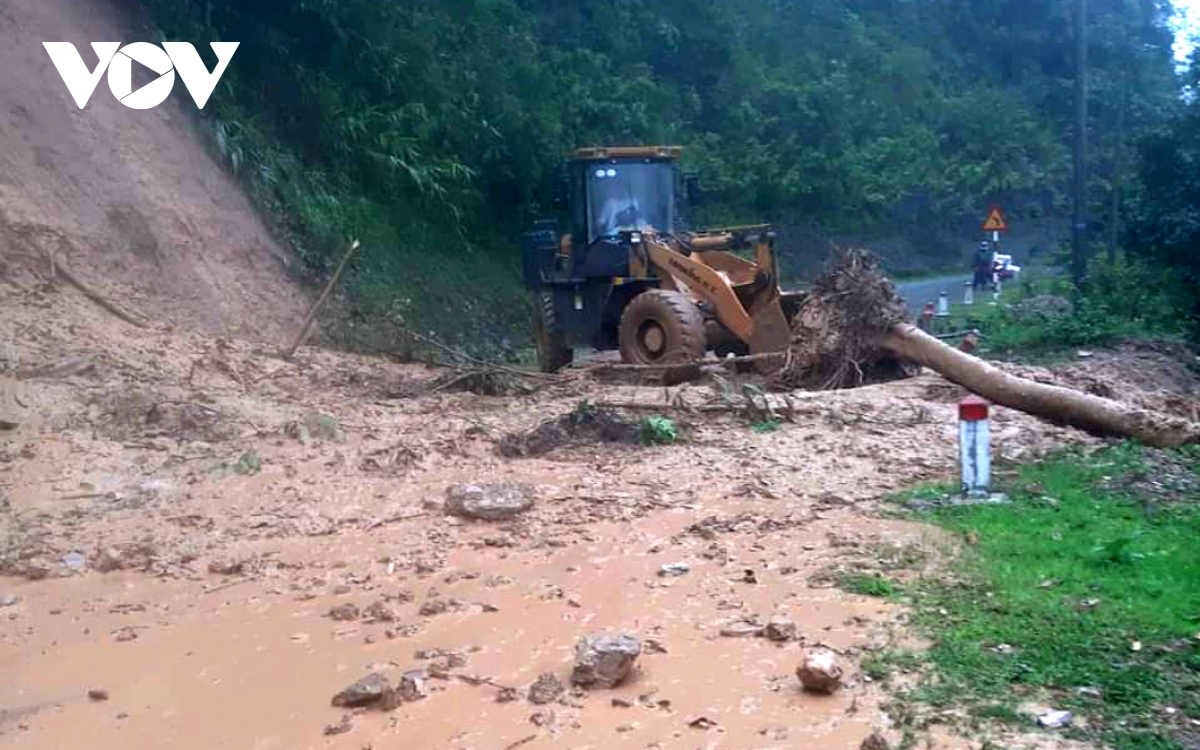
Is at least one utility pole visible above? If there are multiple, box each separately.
[1072,0,1089,287]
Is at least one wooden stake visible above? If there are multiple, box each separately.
[285,239,360,359]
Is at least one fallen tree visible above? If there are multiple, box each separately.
[776,249,1200,449]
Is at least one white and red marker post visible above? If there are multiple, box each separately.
[959,396,990,496]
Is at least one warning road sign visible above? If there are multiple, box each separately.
[982,208,1008,232]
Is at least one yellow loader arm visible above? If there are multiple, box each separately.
[641,229,792,357]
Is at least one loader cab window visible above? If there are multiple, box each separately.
[587,161,674,243]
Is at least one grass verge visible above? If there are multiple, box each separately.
[889,444,1200,750]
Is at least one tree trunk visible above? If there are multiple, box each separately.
[880,324,1200,449]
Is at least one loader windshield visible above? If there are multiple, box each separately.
[587,162,674,242]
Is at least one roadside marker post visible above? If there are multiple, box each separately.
[959,396,991,496]
[963,281,974,306]
[937,291,950,317]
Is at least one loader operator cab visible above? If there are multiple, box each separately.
[585,160,675,241]
[521,145,795,377]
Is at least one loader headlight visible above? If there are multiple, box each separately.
[629,232,642,244]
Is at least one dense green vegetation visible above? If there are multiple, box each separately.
[133,0,1186,348]
[888,445,1200,750]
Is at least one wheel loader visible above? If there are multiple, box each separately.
[521,146,803,374]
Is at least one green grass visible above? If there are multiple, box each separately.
[839,572,901,598]
[893,444,1200,749]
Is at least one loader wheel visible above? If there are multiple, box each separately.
[619,290,706,379]
[534,292,573,373]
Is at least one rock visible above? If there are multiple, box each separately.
[418,599,448,617]
[496,687,519,703]
[87,689,110,702]
[719,618,764,638]
[399,670,428,702]
[331,672,390,708]
[62,551,86,571]
[764,616,797,642]
[363,600,399,623]
[528,672,564,705]
[323,715,353,735]
[571,633,641,689]
[658,563,690,577]
[94,547,126,573]
[1037,709,1073,728]
[797,649,843,693]
[114,626,138,642]
[0,593,18,607]
[444,483,534,521]
[328,603,360,621]
[207,557,246,576]
[860,731,890,750]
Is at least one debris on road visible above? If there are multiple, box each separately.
[87,689,110,702]
[444,483,535,521]
[527,672,564,705]
[797,649,843,693]
[331,672,390,708]
[571,633,642,689]
[764,616,797,642]
[658,562,690,577]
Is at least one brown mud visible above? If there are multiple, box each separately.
[5,263,1195,750]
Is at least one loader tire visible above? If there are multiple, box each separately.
[619,290,706,380]
[534,292,573,373]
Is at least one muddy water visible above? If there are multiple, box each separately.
[0,505,921,750]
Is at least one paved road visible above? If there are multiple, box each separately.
[895,273,972,313]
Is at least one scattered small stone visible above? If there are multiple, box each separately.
[87,689,110,702]
[444,483,535,521]
[94,547,126,573]
[571,633,641,689]
[741,569,758,584]
[62,551,86,571]
[1037,709,1073,728]
[496,687,519,703]
[797,649,843,693]
[419,599,448,617]
[687,715,718,730]
[764,616,797,642]
[528,673,564,705]
[332,584,353,596]
[207,557,246,576]
[329,603,361,621]
[1076,686,1103,699]
[719,618,764,638]
[658,563,690,578]
[362,600,399,623]
[567,597,582,608]
[399,670,428,701]
[860,731,890,750]
[323,714,353,736]
[114,626,138,642]
[611,697,634,708]
[616,723,636,733]
[530,710,555,727]
[761,726,789,740]
[331,673,390,708]
[0,593,18,607]
[1079,598,1102,610]
[643,639,668,655]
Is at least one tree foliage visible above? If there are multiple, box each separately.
[134,0,1183,345]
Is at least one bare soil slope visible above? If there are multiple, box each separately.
[0,0,308,341]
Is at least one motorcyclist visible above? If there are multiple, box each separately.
[972,241,993,290]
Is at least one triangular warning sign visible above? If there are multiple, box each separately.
[982,208,1007,232]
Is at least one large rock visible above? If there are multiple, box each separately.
[797,649,843,694]
[331,672,390,707]
[571,633,641,689]
[444,484,534,521]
